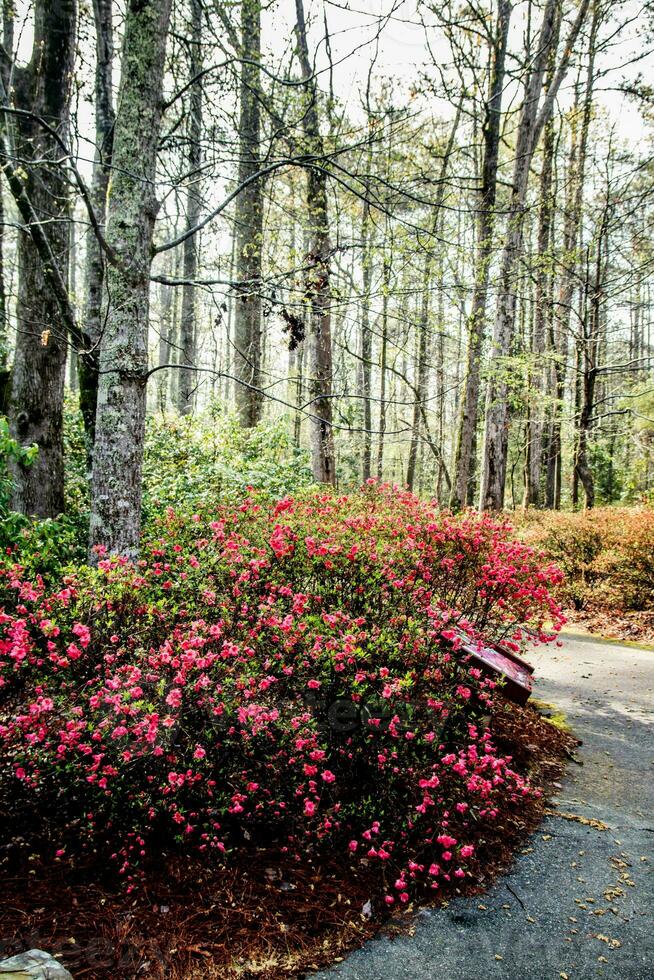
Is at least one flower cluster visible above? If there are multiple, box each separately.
[0,483,563,898]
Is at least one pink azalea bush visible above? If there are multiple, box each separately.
[0,483,564,899]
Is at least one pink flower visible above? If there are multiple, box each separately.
[166,688,182,708]
[72,623,91,648]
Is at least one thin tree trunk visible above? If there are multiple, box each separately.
[177,0,203,415]
[5,0,77,518]
[360,191,373,481]
[480,0,589,510]
[89,0,172,558]
[407,104,460,490]
[68,218,79,391]
[79,0,114,451]
[295,0,336,484]
[546,5,599,507]
[450,0,511,510]
[233,0,264,427]
[376,252,390,480]
[575,201,608,508]
[0,165,8,411]
[523,29,560,508]
[406,249,431,490]
[157,262,174,413]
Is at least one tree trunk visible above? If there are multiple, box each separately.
[376,252,390,479]
[545,4,599,507]
[68,218,79,391]
[406,250,431,490]
[157,263,174,413]
[480,0,588,510]
[407,105,460,491]
[89,0,172,558]
[450,0,511,510]
[575,202,608,509]
[295,0,336,484]
[5,0,77,518]
[360,191,373,481]
[79,0,114,453]
[177,0,203,415]
[0,167,8,411]
[523,27,560,508]
[233,0,264,427]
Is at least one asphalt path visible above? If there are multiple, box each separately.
[316,635,654,980]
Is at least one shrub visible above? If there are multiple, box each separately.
[0,414,86,581]
[141,406,313,523]
[514,506,654,613]
[0,484,563,901]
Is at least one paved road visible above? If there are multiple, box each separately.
[316,635,654,980]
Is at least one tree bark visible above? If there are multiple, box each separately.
[79,0,114,452]
[406,247,431,490]
[450,0,511,510]
[575,200,608,508]
[407,104,460,491]
[156,262,174,413]
[295,0,336,484]
[89,0,172,558]
[233,0,264,427]
[177,0,203,415]
[360,190,373,481]
[0,166,8,410]
[4,0,77,518]
[523,21,560,508]
[376,251,390,479]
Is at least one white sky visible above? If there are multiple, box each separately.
[9,0,652,174]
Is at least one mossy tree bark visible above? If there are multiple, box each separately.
[2,0,77,518]
[89,0,172,559]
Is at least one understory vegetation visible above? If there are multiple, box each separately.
[514,507,654,636]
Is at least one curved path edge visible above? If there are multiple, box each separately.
[315,635,654,980]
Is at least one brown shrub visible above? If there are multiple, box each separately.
[511,507,654,613]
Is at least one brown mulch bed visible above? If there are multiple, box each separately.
[0,702,578,980]
[563,607,654,646]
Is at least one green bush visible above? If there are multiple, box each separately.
[141,405,313,523]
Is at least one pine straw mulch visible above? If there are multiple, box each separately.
[0,702,579,980]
